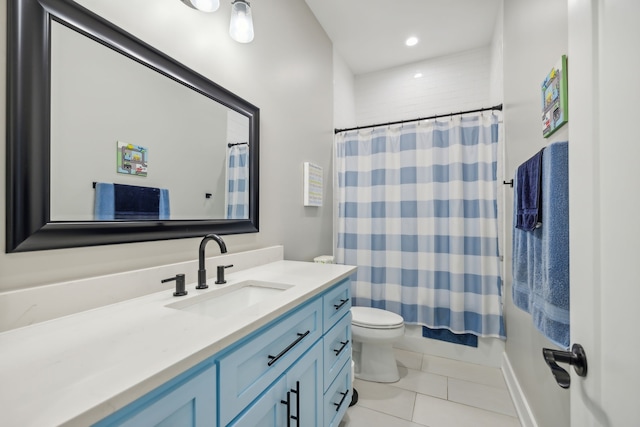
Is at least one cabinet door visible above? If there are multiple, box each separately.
[95,364,216,427]
[228,377,287,427]
[285,340,323,427]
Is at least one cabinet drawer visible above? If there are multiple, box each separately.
[322,312,351,391]
[322,279,351,332]
[219,298,322,426]
[323,359,351,427]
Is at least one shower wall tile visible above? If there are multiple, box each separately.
[354,47,492,126]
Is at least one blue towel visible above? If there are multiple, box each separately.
[512,141,569,348]
[94,183,170,220]
[94,183,115,220]
[515,149,544,231]
[159,189,170,220]
[114,184,160,220]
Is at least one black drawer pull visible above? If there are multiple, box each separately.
[333,298,349,310]
[267,330,310,366]
[333,340,350,356]
[333,390,349,412]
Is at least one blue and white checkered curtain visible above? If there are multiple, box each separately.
[335,114,505,338]
[225,144,249,219]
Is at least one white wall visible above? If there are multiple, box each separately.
[50,21,229,220]
[354,47,493,126]
[332,49,356,130]
[502,0,570,426]
[0,0,334,293]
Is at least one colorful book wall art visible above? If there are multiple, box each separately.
[303,162,323,207]
[117,141,148,177]
[541,55,568,138]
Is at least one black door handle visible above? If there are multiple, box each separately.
[290,381,300,425]
[542,343,588,389]
[280,391,291,427]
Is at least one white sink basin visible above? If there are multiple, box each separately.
[166,280,293,319]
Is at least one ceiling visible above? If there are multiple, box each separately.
[304,0,502,76]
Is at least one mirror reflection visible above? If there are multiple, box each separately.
[50,21,250,221]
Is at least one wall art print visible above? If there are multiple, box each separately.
[542,55,568,138]
[117,141,148,177]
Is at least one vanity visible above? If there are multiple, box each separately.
[0,252,356,426]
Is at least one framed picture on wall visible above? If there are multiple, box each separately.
[541,55,568,138]
[117,141,148,177]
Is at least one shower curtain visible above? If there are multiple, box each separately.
[335,114,504,338]
[225,144,249,219]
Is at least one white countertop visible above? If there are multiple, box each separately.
[0,260,356,427]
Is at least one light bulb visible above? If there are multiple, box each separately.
[405,36,419,47]
[230,1,254,43]
[190,0,219,12]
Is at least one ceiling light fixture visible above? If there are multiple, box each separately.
[181,0,220,13]
[229,0,254,43]
[405,36,419,47]
[414,72,423,79]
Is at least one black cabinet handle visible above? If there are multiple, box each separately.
[542,343,588,389]
[333,340,350,356]
[290,381,300,425]
[333,389,349,412]
[280,392,291,427]
[333,298,349,310]
[267,331,310,366]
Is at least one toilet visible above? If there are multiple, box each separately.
[351,306,405,383]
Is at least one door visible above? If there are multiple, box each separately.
[568,0,640,425]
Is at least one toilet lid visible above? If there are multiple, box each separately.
[351,306,404,329]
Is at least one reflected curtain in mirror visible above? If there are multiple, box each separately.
[225,143,249,219]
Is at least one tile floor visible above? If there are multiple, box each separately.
[339,349,522,427]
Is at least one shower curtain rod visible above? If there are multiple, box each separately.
[334,104,503,134]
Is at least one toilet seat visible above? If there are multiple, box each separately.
[351,306,404,329]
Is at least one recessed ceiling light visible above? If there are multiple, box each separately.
[414,72,423,79]
[405,36,419,47]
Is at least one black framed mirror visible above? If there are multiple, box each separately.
[6,0,259,252]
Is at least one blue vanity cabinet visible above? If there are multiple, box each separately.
[218,298,323,426]
[93,278,352,427]
[229,340,323,426]
[321,279,352,427]
[93,362,216,427]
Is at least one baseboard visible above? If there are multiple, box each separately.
[502,352,538,427]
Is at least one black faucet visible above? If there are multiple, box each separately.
[197,234,227,289]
